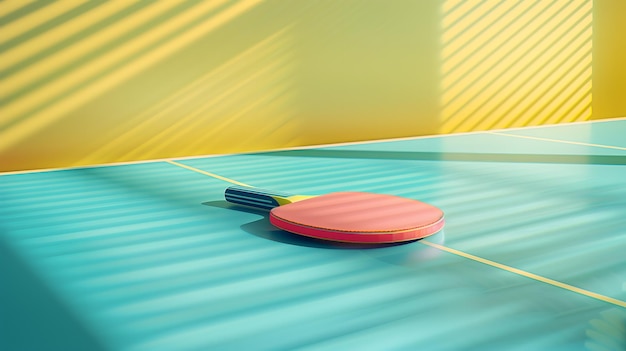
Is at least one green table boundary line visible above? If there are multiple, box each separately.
[164,159,626,309]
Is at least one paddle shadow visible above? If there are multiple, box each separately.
[202,200,413,250]
[362,230,446,267]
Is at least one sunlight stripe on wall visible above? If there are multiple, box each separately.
[79,25,296,165]
[0,0,86,44]
[0,1,35,18]
[0,1,137,71]
[123,26,295,160]
[0,0,262,153]
[441,0,593,133]
[0,1,187,105]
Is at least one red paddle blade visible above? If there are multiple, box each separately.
[269,192,444,244]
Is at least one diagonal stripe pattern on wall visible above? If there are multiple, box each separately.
[0,0,262,153]
[441,0,593,133]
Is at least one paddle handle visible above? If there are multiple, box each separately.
[224,186,293,211]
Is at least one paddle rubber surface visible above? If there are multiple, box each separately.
[269,192,445,243]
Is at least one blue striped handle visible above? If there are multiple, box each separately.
[224,186,294,211]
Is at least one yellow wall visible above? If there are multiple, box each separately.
[441,0,592,132]
[0,0,624,172]
[593,0,626,119]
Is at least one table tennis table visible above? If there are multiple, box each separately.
[1,118,625,350]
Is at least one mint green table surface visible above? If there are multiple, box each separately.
[1,120,624,350]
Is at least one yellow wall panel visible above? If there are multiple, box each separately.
[0,0,439,172]
[593,0,626,119]
[0,0,624,172]
[441,0,593,133]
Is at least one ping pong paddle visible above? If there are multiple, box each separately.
[225,186,445,244]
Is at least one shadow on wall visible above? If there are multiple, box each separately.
[2,0,621,173]
[440,0,593,133]
[0,1,440,172]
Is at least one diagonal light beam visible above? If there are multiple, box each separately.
[0,0,185,105]
[442,1,563,112]
[441,0,593,133]
[0,1,35,19]
[0,0,88,45]
[468,12,591,129]
[0,1,138,71]
[0,1,47,29]
[474,20,592,130]
[0,0,263,153]
[76,26,294,166]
